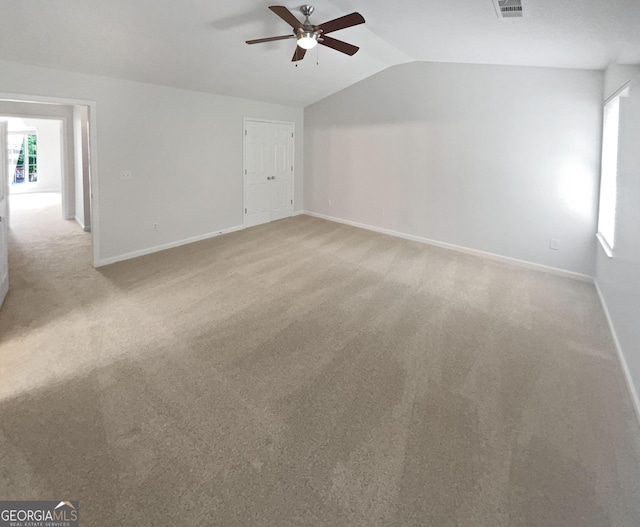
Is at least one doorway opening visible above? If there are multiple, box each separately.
[0,96,97,309]
[3,117,63,203]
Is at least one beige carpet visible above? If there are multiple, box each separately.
[1,193,639,526]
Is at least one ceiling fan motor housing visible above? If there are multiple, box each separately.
[297,5,321,48]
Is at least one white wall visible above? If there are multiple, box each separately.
[304,61,603,276]
[79,106,91,230]
[72,105,91,230]
[595,64,640,415]
[0,59,304,264]
[7,118,62,194]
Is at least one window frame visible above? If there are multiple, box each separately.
[596,83,630,258]
[8,130,38,186]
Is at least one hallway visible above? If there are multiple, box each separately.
[2,192,95,394]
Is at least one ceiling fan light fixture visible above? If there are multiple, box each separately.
[297,32,318,49]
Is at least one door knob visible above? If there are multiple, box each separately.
[272,176,277,180]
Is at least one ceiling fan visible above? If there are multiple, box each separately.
[246,5,365,62]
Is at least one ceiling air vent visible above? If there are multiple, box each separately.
[493,0,523,18]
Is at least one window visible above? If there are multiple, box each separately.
[597,85,629,257]
[8,132,37,185]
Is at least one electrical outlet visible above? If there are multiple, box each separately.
[549,238,560,250]
[328,199,332,207]
[120,171,132,181]
[379,208,385,216]
[153,223,158,230]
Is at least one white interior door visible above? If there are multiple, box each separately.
[270,123,294,221]
[244,121,271,228]
[243,120,294,228]
[0,121,9,308]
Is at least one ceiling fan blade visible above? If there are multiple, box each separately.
[319,35,359,56]
[246,35,295,45]
[269,6,304,30]
[315,12,365,35]
[292,46,307,62]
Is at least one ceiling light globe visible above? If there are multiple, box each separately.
[297,34,318,50]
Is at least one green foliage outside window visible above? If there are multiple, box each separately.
[14,134,37,184]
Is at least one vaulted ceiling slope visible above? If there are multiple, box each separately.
[1,0,638,107]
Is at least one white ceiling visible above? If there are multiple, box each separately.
[1,0,639,107]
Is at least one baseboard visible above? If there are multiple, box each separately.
[95,210,304,267]
[303,211,593,283]
[95,225,244,267]
[10,189,61,195]
[74,216,85,230]
[594,280,640,425]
